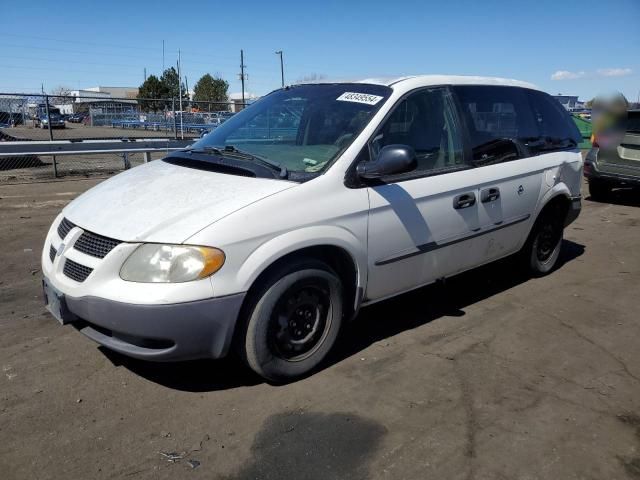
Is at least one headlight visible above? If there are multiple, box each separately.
[120,244,225,283]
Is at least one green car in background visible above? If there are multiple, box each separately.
[572,114,592,149]
[584,110,640,200]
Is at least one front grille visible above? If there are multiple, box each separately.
[57,217,76,239]
[74,231,121,259]
[49,245,57,263]
[63,259,93,282]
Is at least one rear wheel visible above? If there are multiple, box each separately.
[589,180,611,201]
[521,210,564,276]
[240,259,343,382]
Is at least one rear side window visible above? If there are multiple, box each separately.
[627,111,640,133]
[526,90,582,144]
[454,86,538,164]
[454,86,580,165]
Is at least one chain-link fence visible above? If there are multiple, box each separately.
[0,92,245,183]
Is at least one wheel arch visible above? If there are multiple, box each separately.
[530,184,573,233]
[235,226,367,319]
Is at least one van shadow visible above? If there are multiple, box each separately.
[99,349,262,392]
[587,187,640,207]
[104,240,584,392]
[327,239,585,368]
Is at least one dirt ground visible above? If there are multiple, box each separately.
[0,177,639,480]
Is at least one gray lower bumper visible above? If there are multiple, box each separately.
[564,195,581,227]
[61,291,246,361]
[584,155,640,186]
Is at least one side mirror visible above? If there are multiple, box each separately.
[356,144,417,180]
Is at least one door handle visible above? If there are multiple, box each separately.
[453,192,476,209]
[481,187,500,203]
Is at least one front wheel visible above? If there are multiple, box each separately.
[240,260,343,382]
[521,211,564,276]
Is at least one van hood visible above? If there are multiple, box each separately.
[63,160,295,243]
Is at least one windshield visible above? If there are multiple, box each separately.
[191,83,391,175]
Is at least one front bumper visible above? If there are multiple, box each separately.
[44,275,245,361]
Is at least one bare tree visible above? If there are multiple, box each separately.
[50,85,73,104]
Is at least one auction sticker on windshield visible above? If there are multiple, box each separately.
[336,92,384,105]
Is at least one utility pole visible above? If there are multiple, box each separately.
[177,49,183,139]
[275,50,284,88]
[239,49,246,108]
[162,40,165,72]
[144,67,147,82]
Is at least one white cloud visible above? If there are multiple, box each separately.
[596,68,632,77]
[551,70,586,80]
[551,68,633,80]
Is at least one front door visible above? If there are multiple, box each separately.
[365,87,483,301]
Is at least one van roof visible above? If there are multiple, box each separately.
[299,75,540,91]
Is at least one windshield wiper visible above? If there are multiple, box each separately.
[222,145,288,179]
[188,146,224,155]
[188,145,288,179]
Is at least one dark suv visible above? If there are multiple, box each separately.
[584,110,640,199]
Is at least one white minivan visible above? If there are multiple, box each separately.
[42,76,583,381]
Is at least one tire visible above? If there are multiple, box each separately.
[589,180,611,201]
[240,259,343,382]
[521,210,564,276]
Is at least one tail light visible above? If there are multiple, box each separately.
[590,134,599,148]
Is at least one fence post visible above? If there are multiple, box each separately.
[172,98,178,140]
[44,95,59,177]
[44,95,54,141]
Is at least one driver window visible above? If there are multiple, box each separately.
[372,88,465,174]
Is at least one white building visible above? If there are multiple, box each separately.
[229,92,260,112]
[84,86,139,99]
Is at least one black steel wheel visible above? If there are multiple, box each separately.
[268,280,332,361]
[240,259,343,382]
[522,211,564,276]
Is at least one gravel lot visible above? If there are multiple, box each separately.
[0,177,639,480]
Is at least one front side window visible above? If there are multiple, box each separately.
[370,88,466,175]
[191,84,391,176]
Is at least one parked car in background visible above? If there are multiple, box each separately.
[42,76,583,381]
[584,110,640,199]
[0,111,24,126]
[67,112,88,123]
[34,105,66,129]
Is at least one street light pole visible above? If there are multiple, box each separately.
[275,50,284,88]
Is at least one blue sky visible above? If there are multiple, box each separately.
[1,0,638,101]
